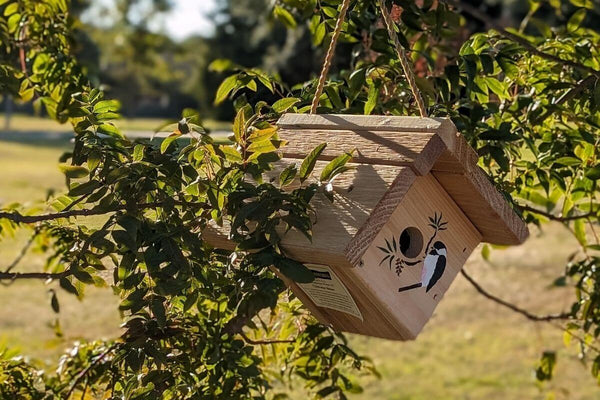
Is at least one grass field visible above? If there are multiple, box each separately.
[0,113,231,133]
[1,126,600,399]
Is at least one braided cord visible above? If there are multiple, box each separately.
[378,0,428,118]
[310,0,352,114]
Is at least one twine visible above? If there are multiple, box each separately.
[310,0,428,118]
[310,0,352,114]
[378,0,428,117]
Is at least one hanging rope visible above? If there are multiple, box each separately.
[310,0,351,114]
[377,0,428,118]
[311,0,428,118]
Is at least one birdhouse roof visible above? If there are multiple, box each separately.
[277,113,529,247]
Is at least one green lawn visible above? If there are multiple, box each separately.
[1,131,599,399]
[0,113,231,133]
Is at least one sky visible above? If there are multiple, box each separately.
[152,0,218,40]
[84,0,219,40]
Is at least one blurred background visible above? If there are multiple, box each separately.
[2,0,600,398]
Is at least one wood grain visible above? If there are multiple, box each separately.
[276,114,528,246]
[278,113,457,142]
[279,128,448,176]
[350,174,482,339]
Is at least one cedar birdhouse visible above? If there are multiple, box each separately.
[207,114,529,341]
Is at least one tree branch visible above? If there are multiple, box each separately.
[519,204,597,222]
[461,269,572,322]
[66,343,119,399]
[239,331,295,345]
[555,75,597,105]
[0,201,208,224]
[447,0,600,78]
[3,227,39,273]
[0,271,68,281]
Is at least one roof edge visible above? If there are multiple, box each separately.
[277,113,450,133]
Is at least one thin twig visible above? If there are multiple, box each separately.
[66,343,119,399]
[239,331,295,345]
[0,271,69,281]
[461,269,572,322]
[448,0,600,78]
[3,227,40,273]
[519,205,597,222]
[534,75,598,124]
[555,75,597,105]
[0,201,208,224]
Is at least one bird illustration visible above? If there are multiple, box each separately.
[398,241,447,293]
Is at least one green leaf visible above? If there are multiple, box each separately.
[275,258,314,283]
[50,290,60,314]
[4,3,18,17]
[220,146,243,162]
[214,74,240,105]
[320,152,353,182]
[272,98,300,113]
[59,164,89,179]
[93,99,120,114]
[208,58,236,72]
[536,351,556,381]
[574,218,587,247]
[248,127,278,142]
[233,107,246,144]
[69,180,100,196]
[313,22,326,46]
[570,0,594,9]
[247,139,278,154]
[279,164,298,187]
[133,144,145,162]
[567,9,587,32]
[554,157,581,166]
[364,82,379,115]
[274,6,297,28]
[481,244,491,261]
[160,132,182,154]
[585,166,600,180]
[151,298,167,328]
[97,123,123,138]
[299,143,327,182]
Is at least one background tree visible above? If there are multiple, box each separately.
[1,0,600,398]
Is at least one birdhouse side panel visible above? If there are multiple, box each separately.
[277,265,412,340]
[350,174,482,339]
[275,160,410,266]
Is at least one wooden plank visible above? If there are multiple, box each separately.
[431,135,529,245]
[279,128,448,175]
[277,114,459,162]
[345,167,416,267]
[351,174,482,339]
[278,113,456,139]
[433,168,529,245]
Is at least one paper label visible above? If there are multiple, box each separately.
[297,264,363,321]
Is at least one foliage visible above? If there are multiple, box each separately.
[2,0,600,398]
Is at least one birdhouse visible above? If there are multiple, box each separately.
[206,114,529,341]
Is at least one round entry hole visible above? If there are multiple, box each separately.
[400,227,423,259]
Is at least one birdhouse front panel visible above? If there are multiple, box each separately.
[352,174,481,339]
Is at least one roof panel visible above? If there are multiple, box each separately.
[276,114,529,247]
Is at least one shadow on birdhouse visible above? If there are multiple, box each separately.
[206,114,529,341]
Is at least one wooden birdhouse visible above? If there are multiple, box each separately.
[206,114,529,341]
